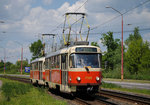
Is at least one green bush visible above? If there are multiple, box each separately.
[103,67,150,80]
[1,81,32,101]
[103,68,121,79]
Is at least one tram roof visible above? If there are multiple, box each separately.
[45,47,69,58]
[45,45,101,58]
[31,57,45,63]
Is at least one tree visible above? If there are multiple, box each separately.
[0,61,4,72]
[140,41,150,70]
[91,42,99,47]
[126,39,142,74]
[16,60,30,72]
[5,62,13,71]
[125,27,142,46]
[101,31,121,70]
[125,27,150,74]
[29,40,44,61]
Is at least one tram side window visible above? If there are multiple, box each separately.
[39,61,42,71]
[45,58,48,69]
[54,56,56,68]
[69,54,75,68]
[49,56,54,69]
[33,63,35,70]
[35,62,38,70]
[61,54,67,69]
[48,55,60,69]
[49,57,51,69]
[55,55,60,68]
[32,62,37,70]
[51,55,60,69]
[52,56,55,68]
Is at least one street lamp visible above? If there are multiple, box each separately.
[15,41,23,75]
[0,47,6,74]
[106,6,124,80]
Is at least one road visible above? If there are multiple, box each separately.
[104,80,150,90]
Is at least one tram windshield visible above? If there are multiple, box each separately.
[70,53,101,68]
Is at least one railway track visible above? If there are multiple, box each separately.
[75,97,119,105]
[99,89,150,105]
[1,75,150,105]
[0,75,30,83]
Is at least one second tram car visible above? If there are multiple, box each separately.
[30,57,45,85]
[30,44,102,94]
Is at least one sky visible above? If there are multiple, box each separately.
[0,0,150,64]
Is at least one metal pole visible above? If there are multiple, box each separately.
[21,47,23,75]
[4,48,6,74]
[121,15,124,80]
[106,6,124,80]
[15,41,23,75]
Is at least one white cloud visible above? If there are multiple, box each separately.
[21,6,64,37]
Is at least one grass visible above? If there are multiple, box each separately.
[101,82,121,89]
[0,78,67,105]
[101,82,150,96]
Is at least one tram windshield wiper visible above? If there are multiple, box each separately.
[85,66,89,72]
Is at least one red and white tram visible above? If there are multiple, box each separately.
[30,44,102,94]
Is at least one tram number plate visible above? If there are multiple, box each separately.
[85,76,92,80]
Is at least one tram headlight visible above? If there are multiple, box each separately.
[96,77,100,81]
[69,77,72,81]
[77,77,81,81]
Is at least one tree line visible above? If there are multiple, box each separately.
[0,60,30,74]
[91,27,150,80]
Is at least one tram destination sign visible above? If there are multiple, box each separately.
[76,47,97,52]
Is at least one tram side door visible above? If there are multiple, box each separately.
[61,54,68,85]
[39,61,42,80]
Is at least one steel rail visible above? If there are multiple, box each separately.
[0,75,30,83]
[100,89,150,105]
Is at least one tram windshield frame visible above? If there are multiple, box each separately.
[69,53,101,68]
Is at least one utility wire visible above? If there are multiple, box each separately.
[61,27,150,35]
[90,0,150,31]
[1,27,150,35]
[74,0,88,13]
[123,0,150,15]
